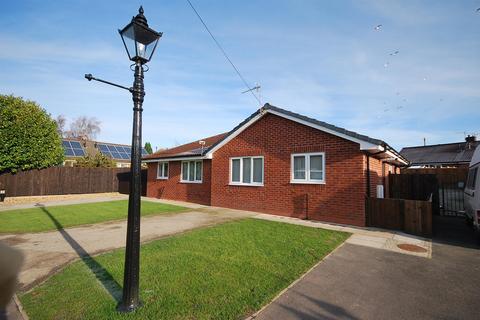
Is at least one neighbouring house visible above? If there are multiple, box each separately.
[143,104,408,227]
[400,136,479,168]
[62,138,149,168]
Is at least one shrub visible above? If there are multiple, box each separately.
[0,95,64,173]
[75,153,117,168]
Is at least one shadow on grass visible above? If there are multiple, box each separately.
[38,205,122,302]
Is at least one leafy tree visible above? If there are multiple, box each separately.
[66,116,101,140]
[0,95,64,173]
[144,142,153,154]
[75,153,116,168]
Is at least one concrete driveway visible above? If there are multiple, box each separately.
[0,203,253,290]
[255,217,480,320]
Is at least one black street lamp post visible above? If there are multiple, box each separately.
[85,6,162,313]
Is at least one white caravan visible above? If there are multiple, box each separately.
[464,145,480,232]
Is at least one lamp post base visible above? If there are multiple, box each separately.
[116,300,143,313]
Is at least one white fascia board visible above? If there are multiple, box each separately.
[143,156,205,163]
[365,148,408,166]
[204,111,265,158]
[384,149,408,166]
[266,109,380,150]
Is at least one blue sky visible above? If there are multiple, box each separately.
[1,0,479,151]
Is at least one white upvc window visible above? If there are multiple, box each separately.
[230,156,264,186]
[181,160,203,183]
[157,161,169,179]
[291,152,325,184]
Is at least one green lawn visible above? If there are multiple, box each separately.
[20,218,349,320]
[0,200,188,233]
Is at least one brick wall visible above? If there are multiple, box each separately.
[144,113,400,227]
[365,156,397,198]
[146,160,212,205]
[210,113,367,227]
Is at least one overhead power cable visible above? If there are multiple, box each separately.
[186,0,261,105]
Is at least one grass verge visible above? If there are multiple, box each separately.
[0,200,188,233]
[20,218,349,320]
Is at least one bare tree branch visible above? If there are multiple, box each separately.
[54,115,67,137]
[68,116,101,140]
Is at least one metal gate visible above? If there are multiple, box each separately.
[395,168,469,217]
[438,178,465,217]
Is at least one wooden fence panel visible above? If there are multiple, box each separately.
[403,200,432,236]
[0,167,143,197]
[400,168,468,184]
[366,197,432,237]
[366,197,404,231]
[389,174,438,201]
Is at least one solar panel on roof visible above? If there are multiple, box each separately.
[98,144,109,152]
[73,148,85,156]
[62,140,86,158]
[70,141,82,148]
[94,143,148,160]
[96,143,131,160]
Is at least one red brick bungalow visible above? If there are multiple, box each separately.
[143,104,408,227]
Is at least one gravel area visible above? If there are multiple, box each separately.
[0,193,125,207]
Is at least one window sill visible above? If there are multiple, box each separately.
[156,177,168,180]
[180,180,203,184]
[290,180,326,185]
[229,183,264,187]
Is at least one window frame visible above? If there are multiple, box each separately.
[157,161,169,180]
[467,167,478,190]
[229,156,264,187]
[290,152,326,184]
[180,160,203,183]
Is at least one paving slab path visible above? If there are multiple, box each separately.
[0,205,254,291]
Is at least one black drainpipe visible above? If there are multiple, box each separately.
[366,154,371,197]
[365,146,389,198]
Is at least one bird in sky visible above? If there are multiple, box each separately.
[476,7,480,12]
[389,50,399,56]
[374,24,383,31]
